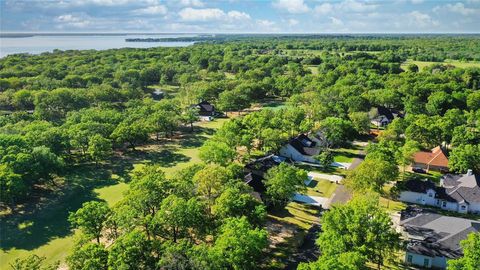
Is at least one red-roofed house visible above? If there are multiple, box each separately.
[412,146,449,173]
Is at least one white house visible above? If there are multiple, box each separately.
[400,207,479,269]
[279,134,320,164]
[399,170,480,214]
[370,106,395,127]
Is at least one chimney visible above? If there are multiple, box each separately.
[467,169,473,176]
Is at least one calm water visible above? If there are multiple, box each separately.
[0,34,194,57]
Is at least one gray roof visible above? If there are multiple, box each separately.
[400,207,480,259]
[442,172,480,204]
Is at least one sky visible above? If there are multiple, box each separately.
[1,0,479,33]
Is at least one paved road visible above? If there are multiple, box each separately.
[293,194,329,207]
[328,149,365,206]
[307,172,343,183]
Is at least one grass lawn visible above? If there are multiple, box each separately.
[305,179,338,198]
[0,118,228,269]
[269,202,320,231]
[332,147,361,163]
[379,197,407,212]
[401,59,480,71]
[306,65,319,75]
[266,202,321,268]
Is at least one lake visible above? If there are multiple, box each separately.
[0,34,195,57]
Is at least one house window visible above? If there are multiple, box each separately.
[442,201,447,207]
[428,193,433,198]
[407,255,413,263]
[461,205,466,210]
[423,258,430,267]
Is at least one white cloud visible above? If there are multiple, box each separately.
[314,3,334,15]
[178,8,250,22]
[256,19,275,28]
[339,0,377,12]
[273,0,310,14]
[132,5,167,15]
[411,0,424,4]
[406,11,439,28]
[287,19,299,26]
[169,0,204,7]
[434,3,478,16]
[55,14,92,28]
[329,16,344,26]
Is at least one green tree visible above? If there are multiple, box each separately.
[0,164,26,204]
[396,141,420,180]
[108,230,154,270]
[212,185,266,227]
[111,117,151,150]
[318,117,355,148]
[265,163,307,208]
[315,149,334,168]
[298,252,366,270]
[87,135,112,165]
[447,232,480,270]
[349,112,371,135]
[67,242,108,270]
[317,195,401,269]
[193,164,229,208]
[152,195,205,242]
[210,217,268,270]
[199,140,236,166]
[69,201,111,243]
[449,144,480,174]
[181,107,199,132]
[346,158,399,193]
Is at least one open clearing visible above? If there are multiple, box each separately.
[402,59,480,71]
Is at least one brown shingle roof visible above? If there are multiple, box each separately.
[413,146,448,168]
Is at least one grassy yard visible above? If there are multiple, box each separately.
[266,202,321,269]
[401,59,480,71]
[305,179,337,198]
[0,118,228,269]
[332,146,362,163]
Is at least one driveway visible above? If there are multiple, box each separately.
[307,172,343,183]
[293,194,329,207]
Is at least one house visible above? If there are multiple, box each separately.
[194,100,215,121]
[398,170,480,214]
[399,207,480,269]
[412,146,449,173]
[243,154,287,194]
[151,89,164,101]
[279,134,320,163]
[370,106,395,127]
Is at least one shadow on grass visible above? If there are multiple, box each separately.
[129,149,191,168]
[0,165,118,251]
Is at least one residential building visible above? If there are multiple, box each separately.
[400,207,480,269]
[193,100,215,121]
[243,154,287,194]
[412,146,449,173]
[399,170,480,214]
[370,106,395,127]
[279,134,320,163]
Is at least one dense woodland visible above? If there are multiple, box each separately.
[1,35,480,269]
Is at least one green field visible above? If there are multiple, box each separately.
[0,118,228,269]
[306,179,338,198]
[402,59,480,71]
[333,146,362,163]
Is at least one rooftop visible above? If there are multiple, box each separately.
[289,134,320,156]
[400,207,480,259]
[413,146,449,168]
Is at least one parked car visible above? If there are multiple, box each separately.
[412,167,427,174]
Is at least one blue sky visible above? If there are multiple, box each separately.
[1,0,479,33]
